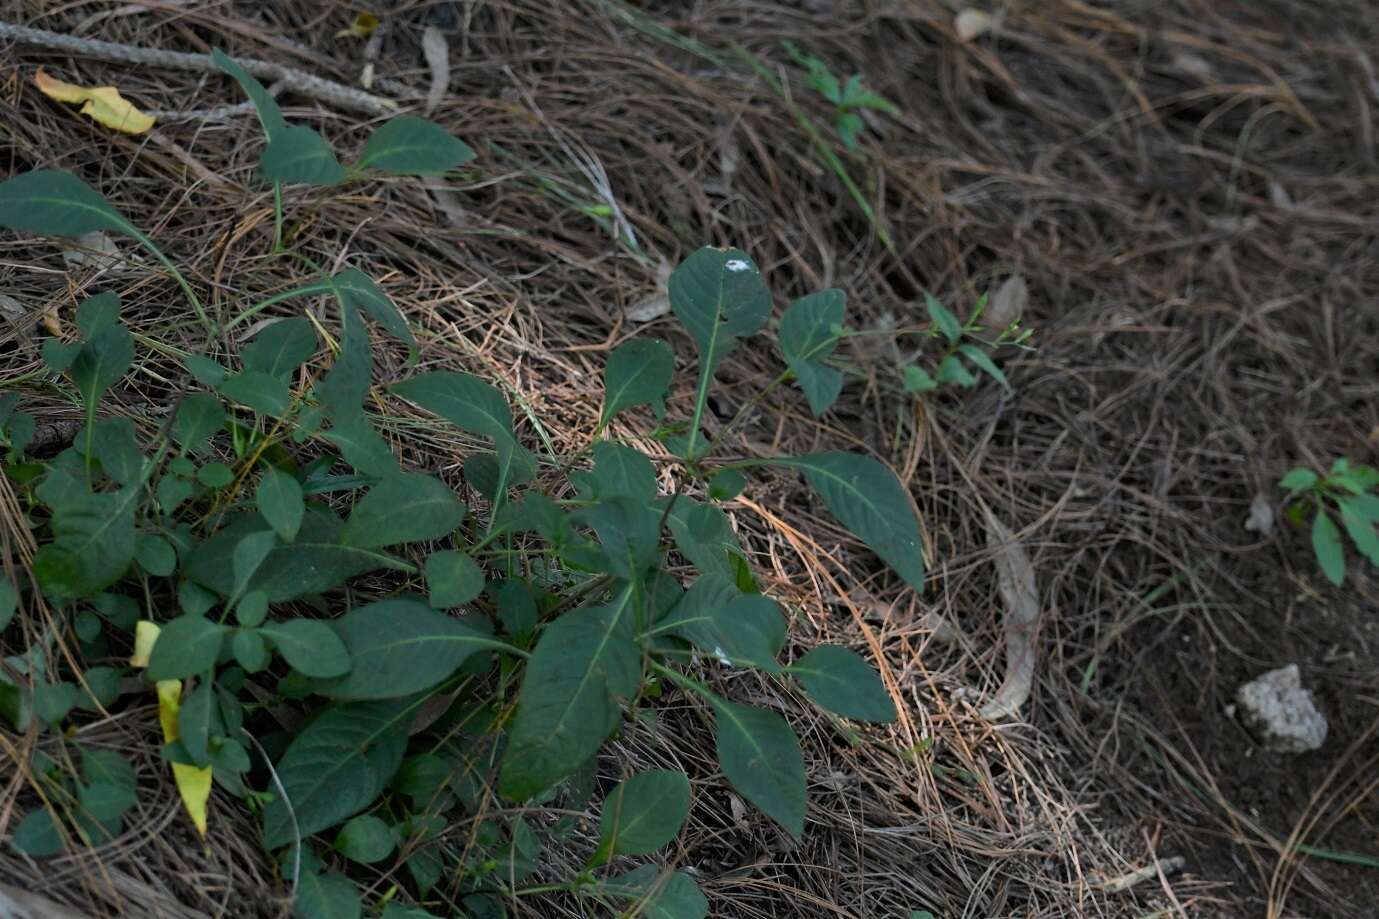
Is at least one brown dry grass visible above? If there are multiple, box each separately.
[2,1,1378,917]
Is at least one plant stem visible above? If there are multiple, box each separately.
[271,181,284,251]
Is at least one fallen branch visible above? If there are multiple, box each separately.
[0,21,397,117]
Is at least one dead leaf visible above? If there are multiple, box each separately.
[626,257,673,322]
[985,274,1028,330]
[1244,494,1275,537]
[0,294,33,353]
[955,9,998,42]
[431,188,469,227]
[35,68,154,134]
[62,231,121,272]
[422,25,450,116]
[335,11,380,39]
[980,512,1040,721]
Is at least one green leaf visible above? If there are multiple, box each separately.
[31,475,139,600]
[183,509,412,602]
[708,469,746,501]
[261,619,352,678]
[178,676,215,766]
[1337,499,1379,568]
[316,306,371,418]
[780,289,846,416]
[340,473,465,548]
[577,496,663,579]
[773,452,925,592]
[713,700,806,835]
[42,338,82,373]
[0,578,16,630]
[958,344,1010,392]
[334,814,395,864]
[198,462,236,488]
[495,579,538,644]
[212,49,286,142]
[262,696,424,848]
[231,530,277,602]
[183,354,228,386]
[257,466,305,542]
[11,808,64,857]
[242,316,317,378]
[924,293,962,343]
[232,628,269,672]
[261,125,344,186]
[82,747,136,796]
[219,370,292,417]
[134,533,177,576]
[585,441,658,501]
[358,115,475,176]
[72,324,134,416]
[391,372,533,484]
[592,769,690,866]
[426,550,485,608]
[787,645,895,722]
[147,615,228,681]
[33,682,79,726]
[602,338,674,425]
[77,667,121,710]
[331,269,418,359]
[321,413,398,477]
[0,170,135,239]
[669,247,771,378]
[663,497,745,583]
[294,871,362,919]
[91,417,145,485]
[935,353,976,387]
[172,392,226,451]
[381,906,442,919]
[324,597,504,700]
[76,292,120,337]
[499,596,640,800]
[903,365,938,393]
[1339,492,1379,522]
[236,590,269,628]
[1312,509,1345,586]
[157,476,195,515]
[664,577,785,671]
[603,866,709,919]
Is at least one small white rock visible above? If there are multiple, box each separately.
[1236,664,1327,753]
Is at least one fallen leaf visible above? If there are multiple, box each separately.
[985,274,1028,330]
[35,68,155,134]
[955,9,998,42]
[62,231,121,272]
[1244,494,1275,537]
[422,25,450,116]
[625,257,673,322]
[980,512,1040,721]
[335,11,380,39]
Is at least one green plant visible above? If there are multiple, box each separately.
[1280,458,1379,586]
[783,41,900,151]
[900,293,1028,395]
[0,51,921,919]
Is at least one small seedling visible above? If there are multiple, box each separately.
[784,41,899,150]
[1280,458,1379,586]
[900,293,1028,395]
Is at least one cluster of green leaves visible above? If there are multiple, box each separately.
[900,294,1023,396]
[0,52,928,919]
[1280,459,1379,586]
[783,40,900,150]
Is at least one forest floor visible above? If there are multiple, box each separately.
[2,1,1378,917]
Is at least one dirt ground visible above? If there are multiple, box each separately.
[2,1,1378,917]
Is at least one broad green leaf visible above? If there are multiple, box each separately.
[903,365,938,393]
[581,441,657,501]
[72,324,134,415]
[231,530,277,602]
[1312,509,1345,586]
[1339,492,1379,523]
[184,354,228,386]
[358,116,475,176]
[321,412,398,477]
[219,370,292,416]
[332,269,417,359]
[232,628,269,672]
[1278,467,1316,490]
[1337,499,1379,568]
[171,392,226,451]
[32,474,139,599]
[316,307,371,418]
[499,596,640,800]
[157,476,195,514]
[0,170,135,239]
[334,814,395,864]
[183,509,412,601]
[787,645,895,722]
[603,866,709,919]
[495,492,570,543]
[242,316,317,378]
[261,125,344,186]
[134,533,177,576]
[262,696,425,848]
[935,353,976,387]
[4,411,35,460]
[90,416,145,485]
[495,579,538,644]
[958,344,1010,392]
[198,462,236,488]
[178,676,215,766]
[33,682,79,726]
[77,667,121,710]
[147,615,228,681]
[669,247,771,378]
[76,292,120,338]
[663,497,745,583]
[602,338,674,425]
[82,747,136,795]
[11,808,64,857]
[780,289,845,416]
[261,619,352,678]
[924,293,962,342]
[212,49,286,141]
[464,452,534,501]
[426,550,484,608]
[340,473,465,548]
[257,466,305,542]
[664,578,784,671]
[391,372,533,482]
[577,496,662,579]
[236,590,269,627]
[592,769,690,866]
[774,452,924,592]
[324,597,506,700]
[294,871,362,919]
[42,338,82,372]
[708,469,746,501]
[713,700,806,835]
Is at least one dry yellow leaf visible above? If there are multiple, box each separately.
[133,620,212,837]
[130,620,161,668]
[335,11,381,39]
[34,68,155,134]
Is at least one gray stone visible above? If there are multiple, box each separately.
[1236,664,1327,753]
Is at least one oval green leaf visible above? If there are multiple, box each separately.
[146,615,228,681]
[787,645,896,722]
[601,338,674,426]
[340,473,465,548]
[593,769,691,866]
[261,125,344,186]
[713,700,806,836]
[261,618,352,678]
[358,116,475,176]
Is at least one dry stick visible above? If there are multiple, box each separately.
[0,21,398,117]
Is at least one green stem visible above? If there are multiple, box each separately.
[223,281,334,332]
[272,181,284,251]
[129,228,212,334]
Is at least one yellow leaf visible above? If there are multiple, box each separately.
[130,620,161,668]
[335,11,381,39]
[34,68,155,134]
[155,679,183,742]
[172,762,212,837]
[136,623,212,838]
